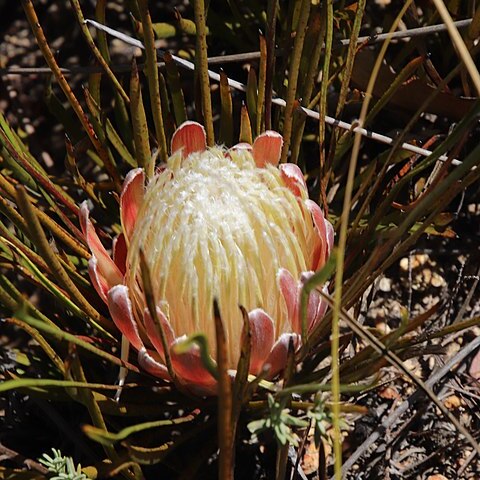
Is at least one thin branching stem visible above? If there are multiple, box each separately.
[70,358,130,477]
[21,0,121,191]
[15,186,112,333]
[330,2,413,478]
[16,311,139,372]
[431,0,480,95]
[321,292,480,460]
[69,0,129,103]
[351,40,480,235]
[327,0,366,168]
[1,18,472,77]
[84,18,466,166]
[335,0,366,119]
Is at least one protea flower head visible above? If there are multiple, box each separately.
[80,121,333,394]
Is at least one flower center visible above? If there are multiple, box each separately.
[126,148,316,366]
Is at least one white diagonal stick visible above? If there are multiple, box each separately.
[85,19,464,166]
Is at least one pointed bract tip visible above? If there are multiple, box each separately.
[171,121,207,160]
[252,130,283,167]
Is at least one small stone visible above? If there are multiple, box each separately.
[375,321,391,334]
[467,203,479,214]
[378,386,399,400]
[378,277,392,292]
[404,359,421,377]
[444,395,462,409]
[431,272,446,288]
[422,268,432,284]
[403,254,429,271]
[399,257,409,271]
[415,254,429,265]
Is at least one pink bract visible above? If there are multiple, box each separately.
[80,121,333,395]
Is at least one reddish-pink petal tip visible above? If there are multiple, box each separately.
[170,336,217,392]
[107,285,143,351]
[230,142,253,152]
[88,256,109,304]
[264,333,300,379]
[279,163,307,197]
[305,199,330,271]
[138,348,170,380]
[143,307,175,360]
[120,168,145,243]
[171,121,207,160]
[252,131,283,167]
[79,202,122,294]
[248,308,275,375]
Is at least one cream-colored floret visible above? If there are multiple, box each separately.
[126,148,316,366]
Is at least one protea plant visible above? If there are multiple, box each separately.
[80,121,333,394]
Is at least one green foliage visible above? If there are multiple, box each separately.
[39,449,92,480]
[248,394,338,449]
[307,396,335,449]
[248,394,309,447]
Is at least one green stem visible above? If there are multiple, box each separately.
[137,0,168,168]
[214,301,234,480]
[21,0,121,192]
[193,0,214,145]
[318,0,333,209]
[15,186,111,332]
[256,34,267,135]
[70,0,129,104]
[330,3,413,478]
[279,0,311,164]
[264,0,279,130]
[130,58,152,172]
